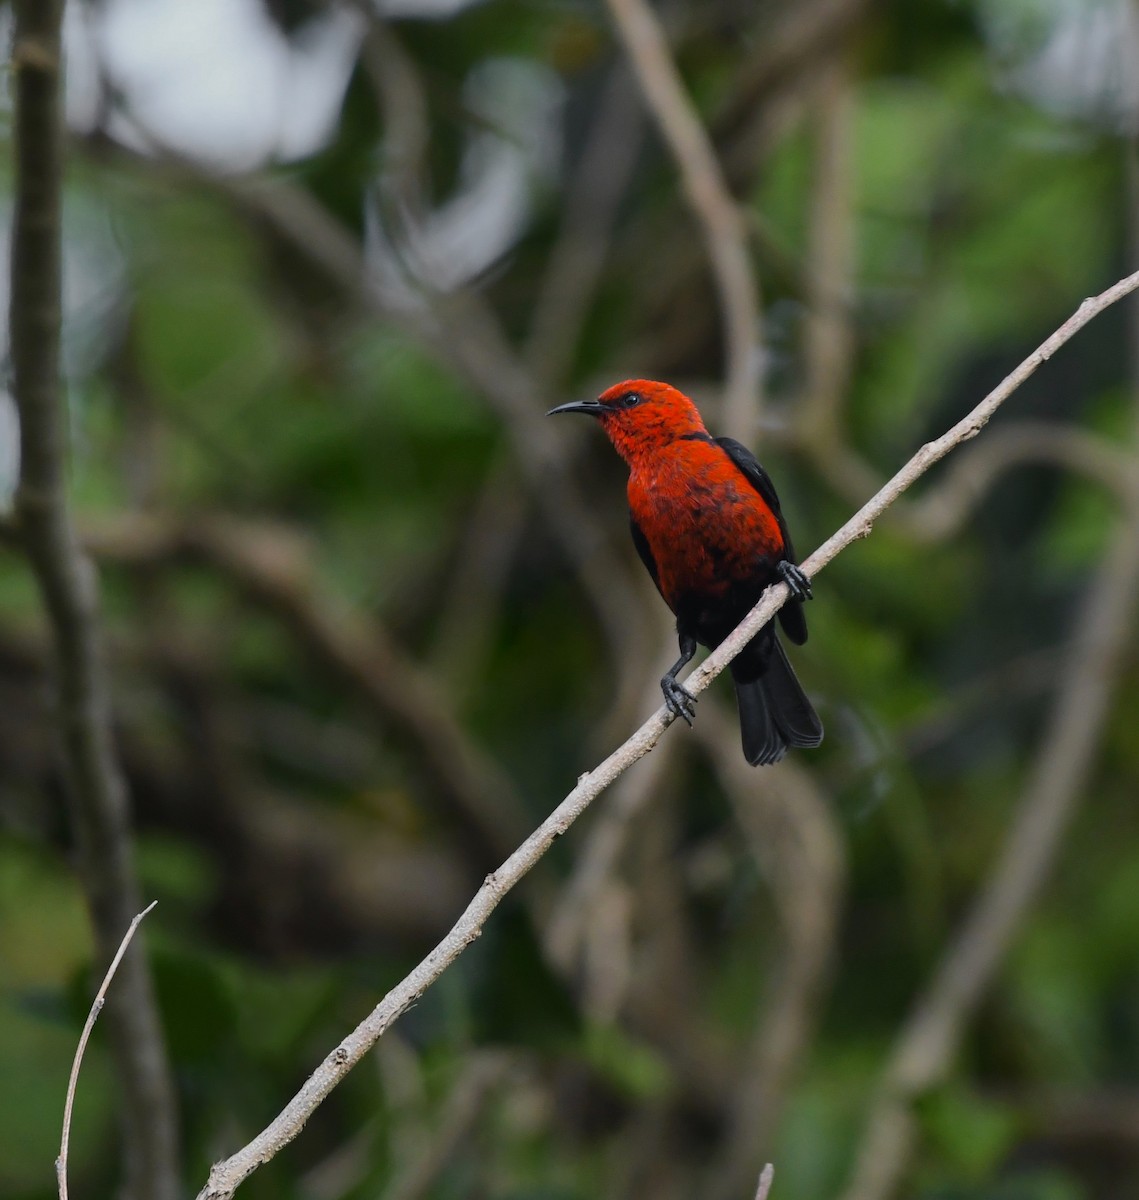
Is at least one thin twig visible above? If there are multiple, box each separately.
[691,269,1139,689]
[11,5,179,1197]
[605,0,764,442]
[755,1163,775,1200]
[57,902,159,1200]
[195,271,1139,1200]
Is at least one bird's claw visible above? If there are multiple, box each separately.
[777,560,813,602]
[661,676,697,726]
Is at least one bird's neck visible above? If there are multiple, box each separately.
[607,425,710,469]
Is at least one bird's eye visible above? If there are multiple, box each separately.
[620,392,641,408]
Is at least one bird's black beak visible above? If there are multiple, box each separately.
[547,399,605,417]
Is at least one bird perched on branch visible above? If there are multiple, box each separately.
[549,379,822,765]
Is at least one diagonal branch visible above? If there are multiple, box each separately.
[604,0,764,442]
[9,5,180,1198]
[196,272,1139,1200]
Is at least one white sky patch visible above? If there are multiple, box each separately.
[0,391,17,514]
[979,0,1139,131]
[368,57,563,300]
[0,194,126,374]
[92,0,365,171]
[63,2,104,131]
[379,0,486,15]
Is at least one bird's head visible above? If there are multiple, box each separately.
[547,379,708,462]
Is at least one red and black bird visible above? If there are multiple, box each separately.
[550,379,822,765]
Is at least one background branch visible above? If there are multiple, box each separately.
[605,0,764,442]
[9,5,179,1197]
[700,706,844,1200]
[80,513,532,863]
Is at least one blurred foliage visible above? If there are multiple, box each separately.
[2,0,1139,1198]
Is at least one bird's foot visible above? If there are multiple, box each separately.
[777,560,813,601]
[661,675,697,726]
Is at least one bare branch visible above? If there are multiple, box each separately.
[10,5,179,1197]
[604,0,764,441]
[693,270,1139,690]
[195,272,1139,1200]
[57,902,158,1200]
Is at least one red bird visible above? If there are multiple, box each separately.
[549,379,822,765]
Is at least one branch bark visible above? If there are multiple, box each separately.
[196,271,1139,1200]
[9,5,180,1198]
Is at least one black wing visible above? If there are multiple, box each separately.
[715,437,808,645]
[629,513,665,600]
[715,437,795,556]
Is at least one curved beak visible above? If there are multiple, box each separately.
[547,398,604,417]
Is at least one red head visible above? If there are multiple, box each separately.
[547,379,708,464]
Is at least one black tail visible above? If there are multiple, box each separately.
[731,638,823,766]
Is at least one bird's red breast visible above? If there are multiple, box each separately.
[628,438,785,613]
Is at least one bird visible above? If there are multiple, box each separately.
[548,379,822,765]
